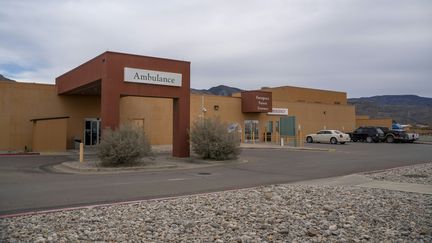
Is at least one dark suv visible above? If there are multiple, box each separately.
[350,127,385,143]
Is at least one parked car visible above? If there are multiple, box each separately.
[378,127,409,143]
[306,130,351,144]
[349,127,385,143]
[391,124,419,143]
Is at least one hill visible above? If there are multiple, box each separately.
[191,85,242,96]
[348,95,432,126]
[0,74,16,82]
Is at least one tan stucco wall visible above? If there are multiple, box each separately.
[0,82,100,151]
[191,94,243,124]
[1,82,357,151]
[33,118,68,152]
[191,94,251,141]
[356,115,370,120]
[237,86,348,105]
[119,96,173,145]
[276,102,356,135]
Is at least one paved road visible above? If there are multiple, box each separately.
[0,143,431,216]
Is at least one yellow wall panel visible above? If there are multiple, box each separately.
[32,118,68,152]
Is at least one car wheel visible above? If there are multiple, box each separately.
[330,137,337,144]
[306,136,313,143]
[340,142,346,144]
[366,136,373,143]
[352,138,358,142]
[386,135,395,143]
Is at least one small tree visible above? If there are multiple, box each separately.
[189,117,240,160]
[97,124,151,167]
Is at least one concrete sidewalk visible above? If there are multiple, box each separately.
[293,174,432,195]
[240,142,333,151]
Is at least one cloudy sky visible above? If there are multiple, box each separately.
[0,0,431,98]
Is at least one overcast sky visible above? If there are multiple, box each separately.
[0,0,431,98]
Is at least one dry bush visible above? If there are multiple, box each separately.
[189,117,240,160]
[97,124,151,167]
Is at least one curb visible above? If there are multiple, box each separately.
[414,141,432,145]
[291,173,432,194]
[240,145,333,152]
[53,162,178,174]
[52,158,249,174]
[0,186,252,219]
[0,152,40,156]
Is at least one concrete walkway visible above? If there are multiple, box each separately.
[240,142,333,151]
[293,174,432,195]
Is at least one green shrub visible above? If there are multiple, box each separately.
[97,124,151,167]
[189,117,240,160]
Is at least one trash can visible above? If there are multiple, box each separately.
[73,138,81,150]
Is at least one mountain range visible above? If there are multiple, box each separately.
[191,85,242,96]
[0,74,16,82]
[348,95,432,126]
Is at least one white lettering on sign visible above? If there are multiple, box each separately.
[268,108,288,116]
[124,67,182,87]
[256,95,270,110]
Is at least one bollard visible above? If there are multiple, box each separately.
[79,142,84,163]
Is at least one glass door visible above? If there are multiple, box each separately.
[265,120,273,142]
[244,120,259,143]
[84,118,101,146]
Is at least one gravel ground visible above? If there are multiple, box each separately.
[364,163,432,185]
[1,164,432,242]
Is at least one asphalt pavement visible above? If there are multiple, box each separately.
[0,142,431,216]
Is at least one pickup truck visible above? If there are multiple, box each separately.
[379,124,419,143]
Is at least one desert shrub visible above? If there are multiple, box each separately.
[97,124,151,167]
[189,117,240,160]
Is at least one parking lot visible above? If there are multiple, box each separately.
[0,142,431,216]
[302,140,431,152]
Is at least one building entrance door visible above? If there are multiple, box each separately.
[84,118,101,146]
[244,120,259,143]
[265,120,273,142]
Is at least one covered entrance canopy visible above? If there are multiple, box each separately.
[56,51,190,157]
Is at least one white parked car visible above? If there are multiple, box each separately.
[306,130,351,144]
